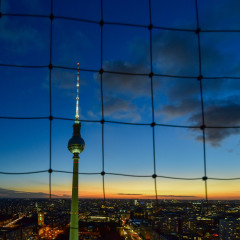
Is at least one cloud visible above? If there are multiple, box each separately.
[159,91,240,146]
[95,69,149,122]
[144,194,198,199]
[104,97,141,122]
[103,30,240,144]
[152,29,239,77]
[151,33,240,145]
[102,65,152,98]
[52,70,76,90]
[189,100,240,146]
[157,195,197,198]
[0,188,61,198]
[117,193,143,196]
[101,30,199,97]
[115,194,198,199]
[161,98,200,120]
[155,78,201,122]
[104,60,148,75]
[87,110,98,118]
[115,194,198,198]
[152,31,198,76]
[101,31,240,144]
[104,97,136,115]
[165,79,200,101]
[197,100,240,126]
[51,68,86,91]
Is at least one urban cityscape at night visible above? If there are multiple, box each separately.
[1,0,240,239]
[1,198,240,239]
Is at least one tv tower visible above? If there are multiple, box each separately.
[68,63,85,240]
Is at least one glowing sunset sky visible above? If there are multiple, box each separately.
[1,0,240,200]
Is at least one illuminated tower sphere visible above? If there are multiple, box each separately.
[68,63,85,240]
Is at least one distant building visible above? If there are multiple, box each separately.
[38,211,44,226]
[219,218,240,240]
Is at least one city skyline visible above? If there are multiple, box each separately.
[1,0,240,200]
[2,198,240,239]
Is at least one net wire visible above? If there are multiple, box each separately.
[0,0,239,211]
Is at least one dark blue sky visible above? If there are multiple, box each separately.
[1,0,240,199]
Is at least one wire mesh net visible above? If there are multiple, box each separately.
[1,0,240,210]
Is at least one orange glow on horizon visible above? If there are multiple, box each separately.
[49,191,240,200]
[5,178,240,200]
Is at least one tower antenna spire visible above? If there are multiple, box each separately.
[75,62,80,123]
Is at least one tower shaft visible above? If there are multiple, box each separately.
[69,153,79,240]
[68,63,85,240]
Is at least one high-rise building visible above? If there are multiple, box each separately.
[68,63,85,240]
[38,211,44,226]
[219,218,240,240]
[36,202,44,227]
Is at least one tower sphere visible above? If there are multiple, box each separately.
[68,136,85,153]
[68,123,85,154]
[68,136,85,154]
